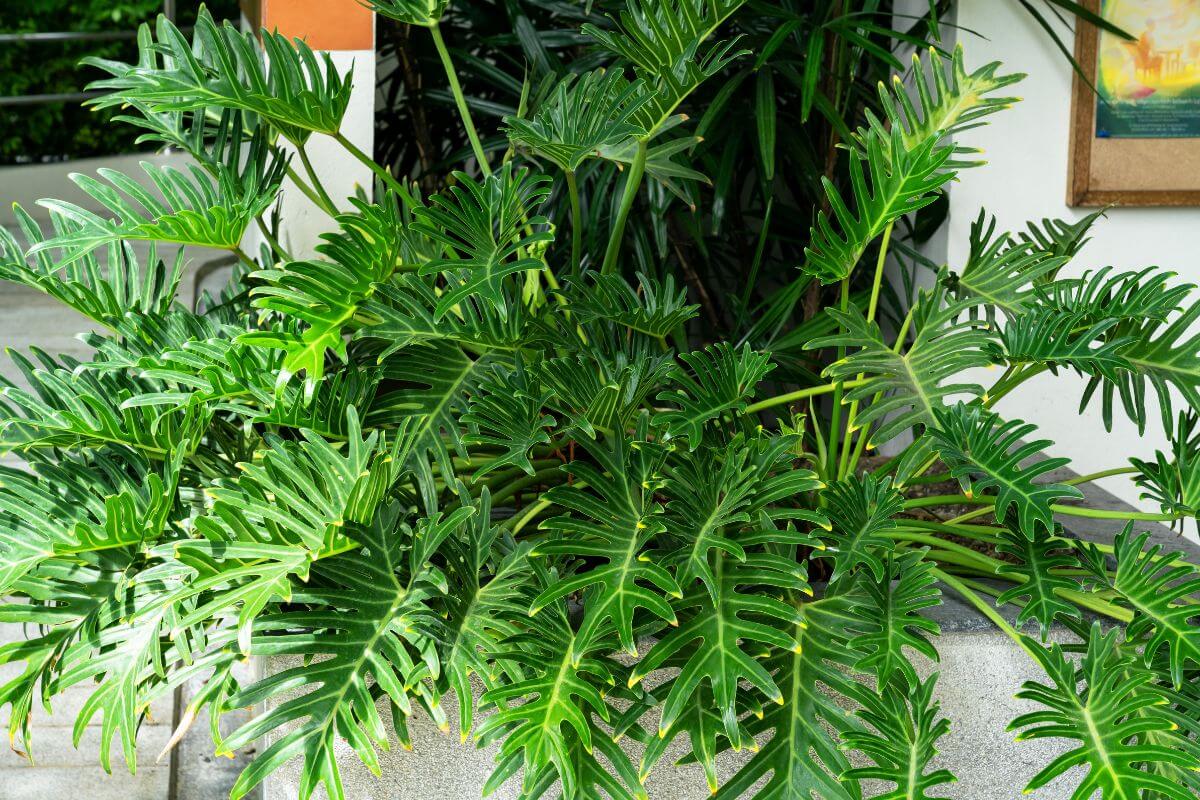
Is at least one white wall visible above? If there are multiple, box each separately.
[938,0,1200,511]
[265,50,376,259]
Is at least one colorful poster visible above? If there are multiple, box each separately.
[1095,0,1200,138]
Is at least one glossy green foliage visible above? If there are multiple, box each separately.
[803,47,1021,284]
[86,8,352,143]
[1012,625,1200,799]
[931,403,1083,537]
[1,2,1198,799]
[809,289,993,446]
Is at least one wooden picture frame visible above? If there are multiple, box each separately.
[1068,0,1200,207]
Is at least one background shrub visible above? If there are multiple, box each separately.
[0,1,238,164]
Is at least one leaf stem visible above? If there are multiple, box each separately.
[1065,466,1139,485]
[297,143,339,217]
[898,520,1004,543]
[489,467,567,506]
[284,165,334,214]
[931,567,1040,658]
[565,169,582,274]
[745,376,870,414]
[233,247,257,270]
[907,493,1183,523]
[601,138,648,275]
[429,23,491,175]
[934,466,1137,526]
[739,195,774,315]
[505,480,589,535]
[891,304,916,353]
[890,530,1002,569]
[333,131,415,206]
[904,494,991,510]
[1050,504,1182,522]
[826,276,850,477]
[256,218,292,262]
[839,221,893,477]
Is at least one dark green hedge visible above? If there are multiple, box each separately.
[0,1,239,164]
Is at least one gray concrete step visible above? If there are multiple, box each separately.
[0,249,250,799]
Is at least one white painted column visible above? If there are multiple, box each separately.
[241,0,377,258]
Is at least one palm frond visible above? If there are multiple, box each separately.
[803,126,950,284]
[1133,412,1200,524]
[532,432,679,658]
[582,0,750,135]
[436,488,530,739]
[475,580,625,800]
[241,198,404,381]
[462,361,555,479]
[27,160,281,268]
[217,505,473,800]
[805,48,1021,283]
[817,474,903,584]
[413,164,553,320]
[1033,267,1190,325]
[0,205,184,325]
[0,448,178,592]
[0,349,209,457]
[841,674,956,800]
[561,271,698,340]
[944,210,1066,319]
[1079,527,1200,689]
[633,548,809,741]
[994,523,1082,639]
[847,549,941,688]
[1084,290,1200,434]
[505,69,649,172]
[655,343,773,450]
[857,45,1022,162]
[538,353,673,439]
[367,343,501,510]
[713,593,862,800]
[992,310,1130,381]
[664,433,824,604]
[357,277,528,358]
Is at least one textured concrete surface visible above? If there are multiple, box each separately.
[259,620,1081,800]
[173,662,262,800]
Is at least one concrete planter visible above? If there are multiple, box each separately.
[261,601,1072,800]
[258,485,1199,800]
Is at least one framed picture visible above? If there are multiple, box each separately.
[1069,0,1200,206]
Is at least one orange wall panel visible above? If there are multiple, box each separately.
[240,0,374,50]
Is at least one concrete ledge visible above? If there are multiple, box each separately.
[259,479,1196,799]
[260,623,1080,800]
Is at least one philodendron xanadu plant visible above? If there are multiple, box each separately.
[1,4,1199,799]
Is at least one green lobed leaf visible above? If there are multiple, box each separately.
[929,402,1083,538]
[1011,623,1200,800]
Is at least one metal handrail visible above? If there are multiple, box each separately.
[0,0,180,107]
[0,30,140,44]
[0,91,105,107]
